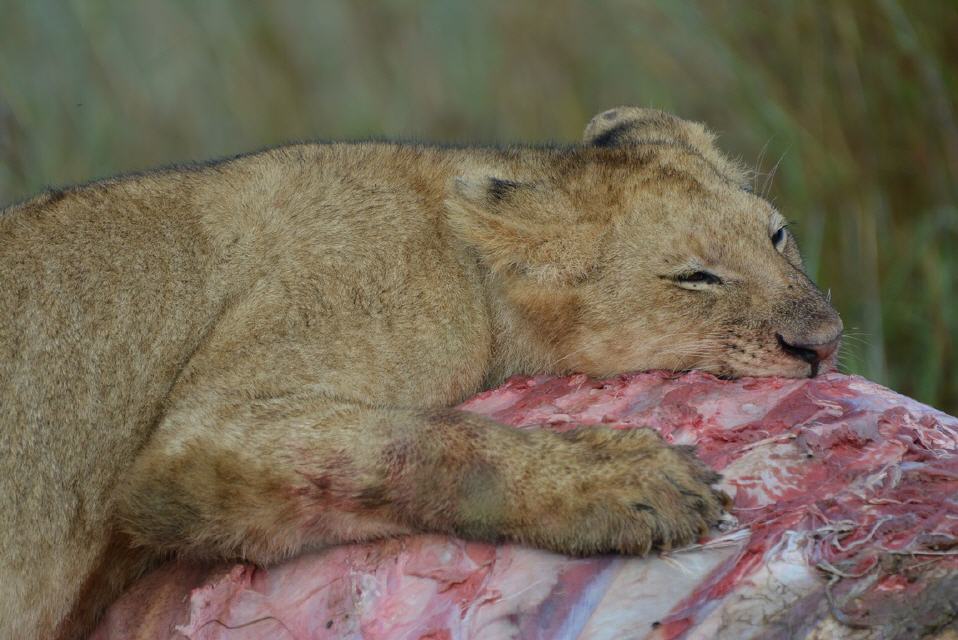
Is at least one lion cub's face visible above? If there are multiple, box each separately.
[448,107,842,380]
[573,164,842,379]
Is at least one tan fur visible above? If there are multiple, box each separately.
[0,107,841,638]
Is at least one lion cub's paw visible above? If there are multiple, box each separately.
[536,427,730,555]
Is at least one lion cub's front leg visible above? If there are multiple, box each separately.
[118,394,727,562]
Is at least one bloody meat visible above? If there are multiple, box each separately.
[92,372,958,639]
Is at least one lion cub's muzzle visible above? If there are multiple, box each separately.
[769,284,843,377]
[770,280,844,378]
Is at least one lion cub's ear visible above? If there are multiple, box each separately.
[583,106,713,149]
[583,106,748,186]
[445,175,607,284]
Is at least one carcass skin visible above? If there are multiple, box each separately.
[91,372,958,640]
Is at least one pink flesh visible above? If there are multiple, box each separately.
[91,372,958,639]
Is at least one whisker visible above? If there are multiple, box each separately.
[752,136,773,193]
[762,149,788,199]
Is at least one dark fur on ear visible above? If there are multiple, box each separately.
[590,122,635,149]
[488,178,521,202]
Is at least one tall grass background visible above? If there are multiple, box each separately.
[1,1,955,412]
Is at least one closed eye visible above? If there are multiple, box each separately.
[673,270,723,287]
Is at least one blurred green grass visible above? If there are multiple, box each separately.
[1,1,955,412]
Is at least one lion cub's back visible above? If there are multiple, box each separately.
[0,170,231,631]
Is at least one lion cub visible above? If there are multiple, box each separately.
[0,107,841,638]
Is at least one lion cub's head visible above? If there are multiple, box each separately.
[447,106,842,379]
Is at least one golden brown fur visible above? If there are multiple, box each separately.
[0,107,841,638]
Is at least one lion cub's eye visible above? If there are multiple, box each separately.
[771,226,787,252]
[674,271,723,287]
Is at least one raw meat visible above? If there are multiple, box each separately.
[91,372,958,639]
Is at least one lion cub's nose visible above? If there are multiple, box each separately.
[777,333,841,368]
